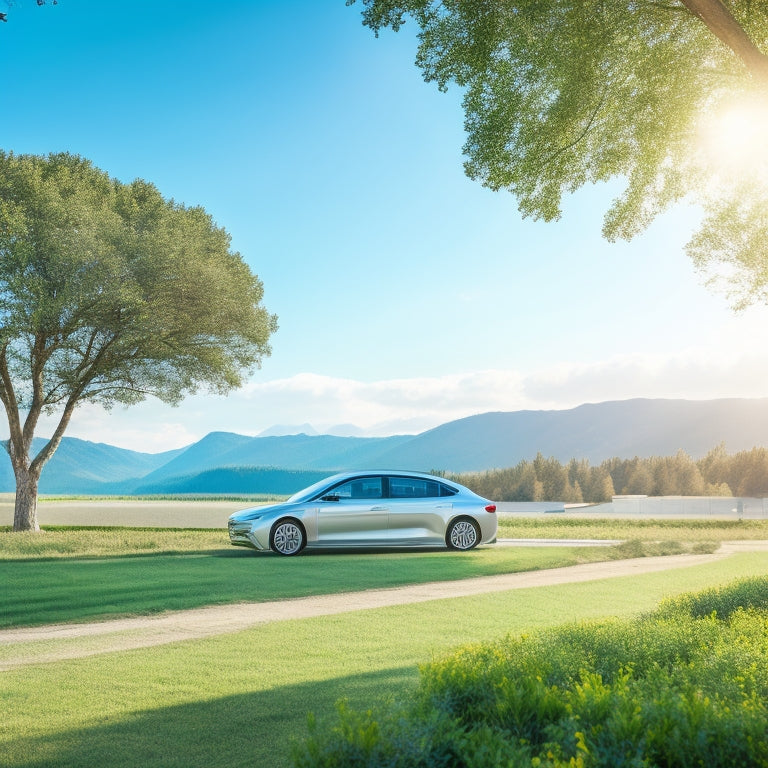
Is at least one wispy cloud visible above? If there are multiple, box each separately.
[524,350,768,407]
[240,370,529,433]
[238,348,768,436]
[13,346,768,453]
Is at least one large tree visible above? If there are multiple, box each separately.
[0,152,277,532]
[351,0,768,307]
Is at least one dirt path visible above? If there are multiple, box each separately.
[7,545,766,671]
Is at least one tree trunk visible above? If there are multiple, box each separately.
[680,0,768,86]
[6,395,78,533]
[13,468,40,532]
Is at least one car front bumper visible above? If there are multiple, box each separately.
[228,519,267,550]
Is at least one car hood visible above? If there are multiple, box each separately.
[228,503,284,523]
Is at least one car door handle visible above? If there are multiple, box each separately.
[370,506,388,511]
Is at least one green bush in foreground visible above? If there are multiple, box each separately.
[294,578,768,767]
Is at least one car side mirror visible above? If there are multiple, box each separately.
[321,494,340,502]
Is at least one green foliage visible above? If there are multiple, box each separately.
[451,444,768,501]
[701,444,768,496]
[295,577,768,767]
[0,151,277,529]
[657,575,768,619]
[299,699,532,768]
[0,151,277,411]
[350,0,768,307]
[604,538,714,558]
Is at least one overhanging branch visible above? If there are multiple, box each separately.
[680,0,768,86]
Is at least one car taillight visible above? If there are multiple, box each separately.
[485,504,496,513]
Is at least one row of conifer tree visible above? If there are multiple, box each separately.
[450,445,768,503]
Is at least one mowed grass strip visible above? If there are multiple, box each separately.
[497,516,768,541]
[1,541,620,628]
[5,517,765,561]
[2,552,766,768]
[2,518,759,628]
[0,526,229,559]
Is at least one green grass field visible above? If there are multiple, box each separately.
[4,554,767,768]
[3,517,755,627]
[6,516,764,559]
[3,520,768,768]
[496,516,768,540]
[1,543,625,628]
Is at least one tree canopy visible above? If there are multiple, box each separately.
[0,151,277,531]
[351,0,768,308]
[451,444,768,502]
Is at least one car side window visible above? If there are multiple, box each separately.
[389,477,442,499]
[332,477,383,500]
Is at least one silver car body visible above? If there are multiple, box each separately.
[228,470,497,555]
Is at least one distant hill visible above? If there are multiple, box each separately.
[256,423,319,437]
[0,437,184,494]
[133,466,330,495]
[369,398,768,471]
[6,398,768,494]
[134,432,413,489]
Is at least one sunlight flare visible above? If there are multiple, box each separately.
[699,97,768,183]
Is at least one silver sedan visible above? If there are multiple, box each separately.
[228,470,497,556]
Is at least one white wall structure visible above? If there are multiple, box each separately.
[495,497,768,519]
[495,501,567,515]
[611,496,768,519]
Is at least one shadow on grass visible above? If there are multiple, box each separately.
[8,666,418,768]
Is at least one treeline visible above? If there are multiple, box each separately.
[449,445,768,502]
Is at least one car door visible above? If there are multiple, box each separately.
[315,476,389,544]
[386,476,452,544]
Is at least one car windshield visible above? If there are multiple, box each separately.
[286,476,343,503]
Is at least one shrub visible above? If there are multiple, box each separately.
[655,576,768,620]
[294,578,768,767]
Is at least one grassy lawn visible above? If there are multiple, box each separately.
[0,526,231,559]
[1,536,624,628]
[496,516,768,541]
[3,518,762,627]
[2,551,766,768]
[5,517,765,560]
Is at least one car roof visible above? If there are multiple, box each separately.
[287,470,461,503]
[321,470,454,484]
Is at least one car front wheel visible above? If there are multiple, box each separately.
[446,517,480,551]
[270,519,306,556]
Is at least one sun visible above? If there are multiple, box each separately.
[699,97,768,183]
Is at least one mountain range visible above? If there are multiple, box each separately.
[5,397,768,495]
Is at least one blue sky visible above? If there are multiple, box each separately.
[4,0,768,452]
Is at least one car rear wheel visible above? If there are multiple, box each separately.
[270,519,305,556]
[446,517,480,551]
